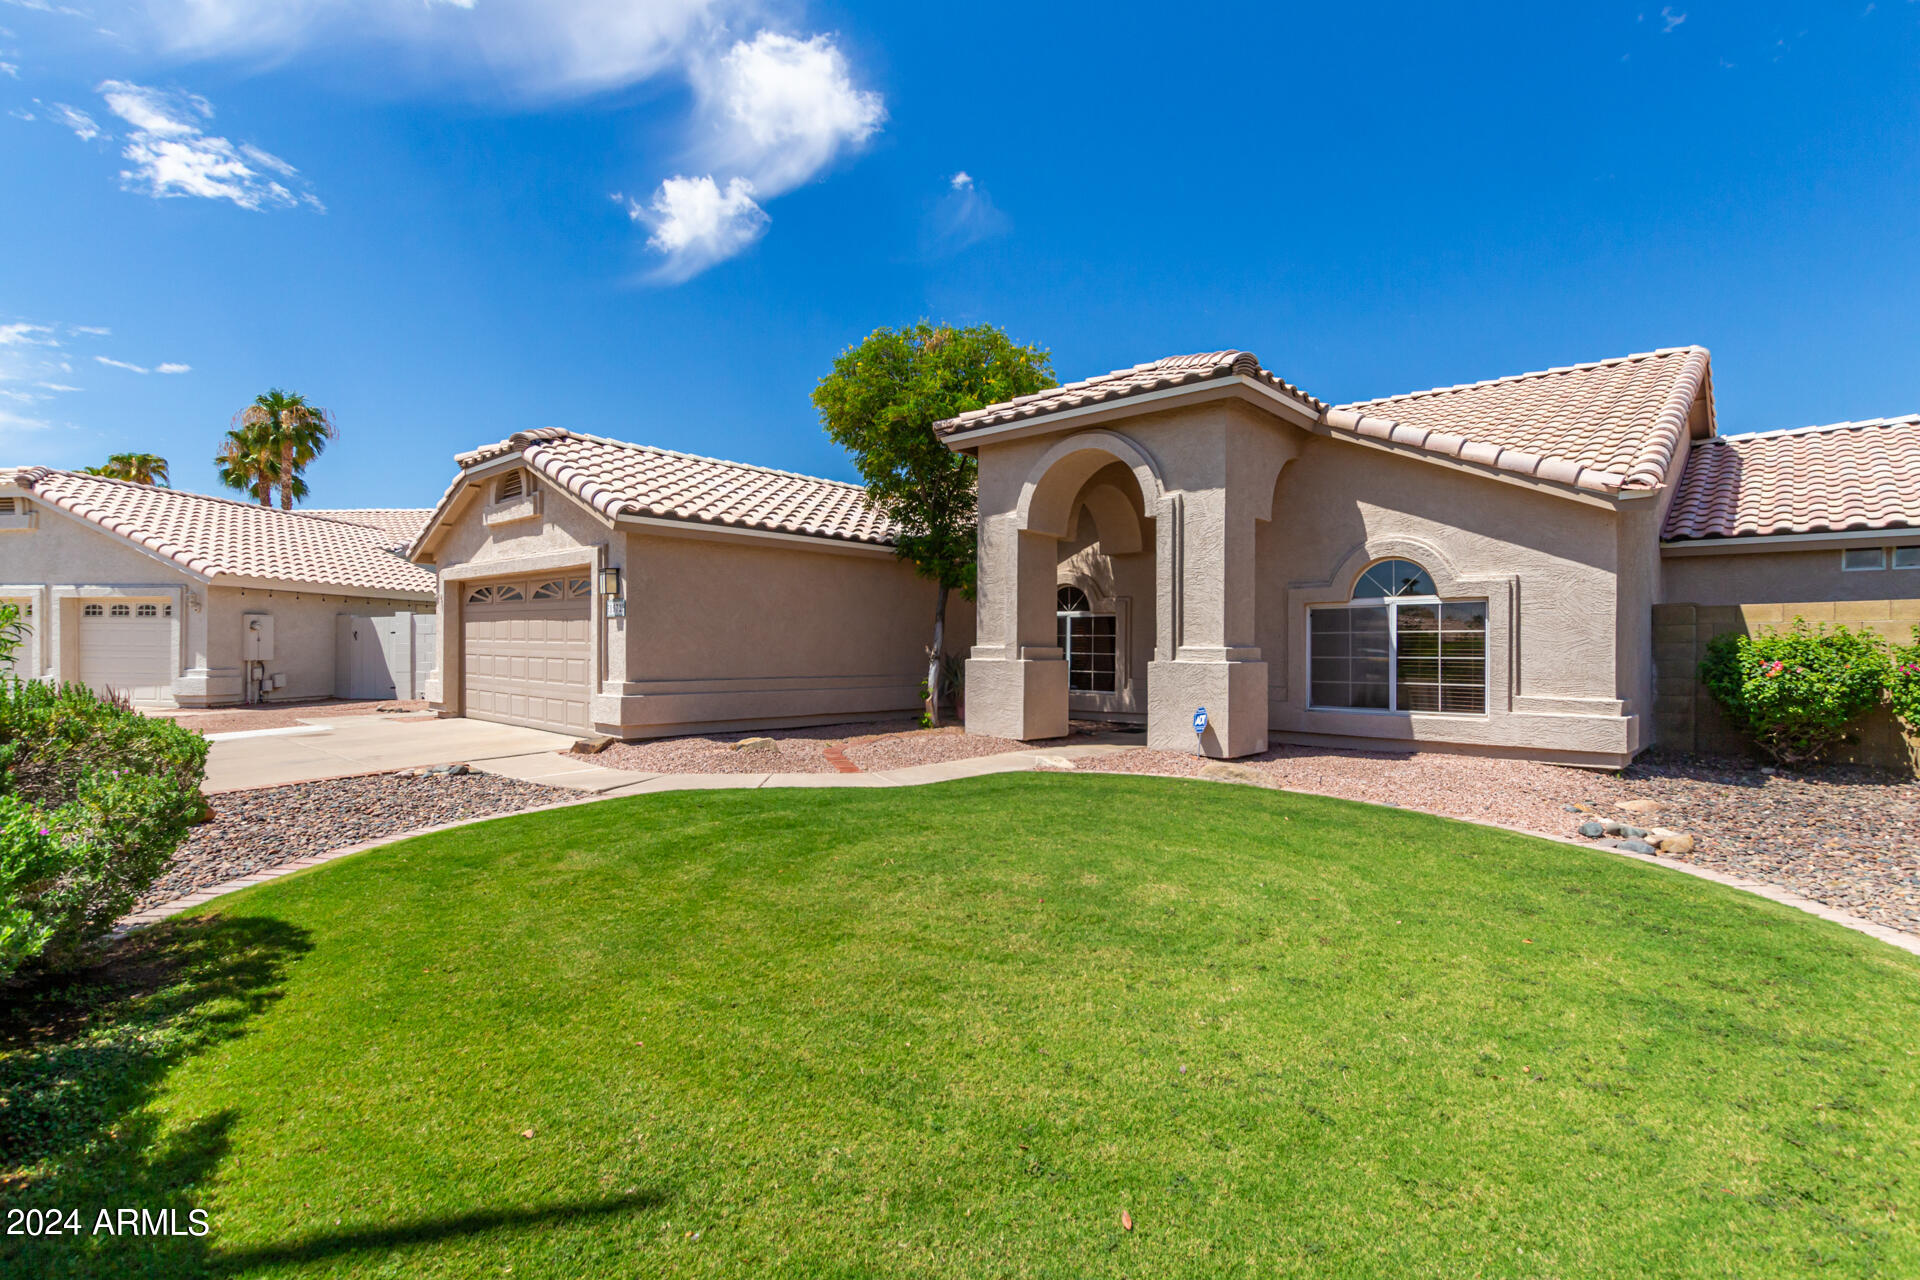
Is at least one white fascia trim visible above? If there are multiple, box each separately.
[211,574,436,600]
[1661,527,1920,556]
[616,513,898,557]
[941,376,1321,449]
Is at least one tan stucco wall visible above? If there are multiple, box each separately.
[207,585,433,705]
[1257,434,1641,763]
[1661,543,1920,605]
[419,463,975,738]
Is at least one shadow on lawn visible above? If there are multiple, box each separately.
[0,914,309,1279]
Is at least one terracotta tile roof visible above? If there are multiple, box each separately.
[0,468,436,594]
[936,346,1713,496]
[1663,415,1920,541]
[934,351,1325,437]
[1331,347,1712,493]
[432,429,897,547]
[304,508,434,550]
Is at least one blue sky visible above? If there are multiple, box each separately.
[2,2,1917,507]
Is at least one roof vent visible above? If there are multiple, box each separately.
[496,471,524,502]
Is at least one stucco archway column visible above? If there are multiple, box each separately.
[1145,483,1270,757]
[964,514,1068,741]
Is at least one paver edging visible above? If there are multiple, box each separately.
[119,759,1920,959]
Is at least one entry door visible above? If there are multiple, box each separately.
[460,575,592,734]
[78,600,174,704]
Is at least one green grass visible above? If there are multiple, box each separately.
[4,774,1919,1279]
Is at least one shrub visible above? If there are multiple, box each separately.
[0,602,25,668]
[1890,626,1920,734]
[0,679,207,975]
[1700,621,1890,765]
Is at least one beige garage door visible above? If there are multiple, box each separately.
[461,575,592,734]
[79,600,175,704]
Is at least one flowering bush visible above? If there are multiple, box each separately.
[1890,626,1920,733]
[1699,621,1891,765]
[1,679,207,974]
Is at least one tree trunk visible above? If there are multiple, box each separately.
[256,476,271,506]
[281,444,294,509]
[926,585,948,728]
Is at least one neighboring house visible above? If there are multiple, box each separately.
[0,467,436,706]
[408,430,972,738]
[938,348,1920,767]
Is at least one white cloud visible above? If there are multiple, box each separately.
[924,170,1008,257]
[69,324,109,335]
[0,318,106,434]
[125,0,746,100]
[95,355,149,372]
[0,322,57,346]
[92,353,190,374]
[1661,6,1687,32]
[627,174,768,282]
[96,80,323,211]
[155,361,189,373]
[1,61,18,79]
[47,102,102,140]
[637,30,883,279]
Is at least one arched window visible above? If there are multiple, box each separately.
[1309,559,1486,714]
[1056,585,1116,693]
[1352,558,1436,600]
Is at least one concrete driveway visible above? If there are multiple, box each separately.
[202,714,585,793]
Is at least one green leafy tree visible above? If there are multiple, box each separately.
[814,323,1055,725]
[234,388,336,509]
[1700,621,1891,765]
[214,426,280,506]
[82,453,171,486]
[0,602,27,670]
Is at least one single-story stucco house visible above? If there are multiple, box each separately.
[0,466,436,706]
[406,429,973,738]
[938,347,1920,767]
[407,344,1915,769]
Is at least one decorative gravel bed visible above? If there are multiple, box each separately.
[1080,745,1920,936]
[572,721,1050,775]
[138,771,571,911]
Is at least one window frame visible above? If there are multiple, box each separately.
[1055,585,1118,695]
[1842,547,1887,572]
[1893,546,1920,571]
[1307,569,1489,717]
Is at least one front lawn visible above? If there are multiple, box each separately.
[5,774,1918,1278]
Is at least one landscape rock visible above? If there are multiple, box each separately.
[731,737,777,753]
[1614,799,1660,816]
[1577,821,1607,838]
[1031,754,1078,770]
[1619,824,1649,839]
[573,734,616,755]
[1617,839,1658,855]
[1600,820,1625,836]
[1655,832,1695,856]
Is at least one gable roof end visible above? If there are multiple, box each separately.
[934,351,1326,437]
[1663,415,1920,541]
[414,428,897,558]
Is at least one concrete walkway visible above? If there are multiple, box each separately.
[202,714,579,793]
[137,742,1920,960]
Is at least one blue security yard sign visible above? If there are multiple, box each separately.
[1192,707,1209,735]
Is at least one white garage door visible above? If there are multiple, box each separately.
[461,575,592,734]
[79,600,175,704]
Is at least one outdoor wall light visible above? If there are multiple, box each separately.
[599,566,622,598]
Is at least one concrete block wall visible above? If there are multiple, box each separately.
[1653,599,1920,772]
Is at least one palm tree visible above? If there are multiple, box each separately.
[234,389,335,509]
[82,453,171,486]
[214,427,279,506]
